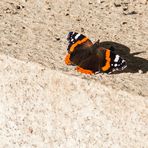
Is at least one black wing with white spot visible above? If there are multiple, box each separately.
[109,52,127,73]
[66,32,93,52]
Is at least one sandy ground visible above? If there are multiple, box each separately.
[0,0,148,147]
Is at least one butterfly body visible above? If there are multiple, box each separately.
[65,32,127,74]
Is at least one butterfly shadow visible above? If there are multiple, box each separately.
[99,41,148,73]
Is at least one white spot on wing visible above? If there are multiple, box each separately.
[114,55,120,62]
[114,64,117,67]
[75,33,80,40]
[122,60,125,63]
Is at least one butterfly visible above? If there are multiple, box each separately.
[65,32,127,74]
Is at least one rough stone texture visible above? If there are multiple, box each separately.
[0,54,147,147]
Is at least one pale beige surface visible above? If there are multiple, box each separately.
[0,0,148,147]
[0,54,147,148]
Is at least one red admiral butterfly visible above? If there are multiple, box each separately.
[65,32,127,74]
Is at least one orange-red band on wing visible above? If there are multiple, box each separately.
[69,37,88,53]
[101,49,111,71]
[76,66,94,74]
[65,53,71,65]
